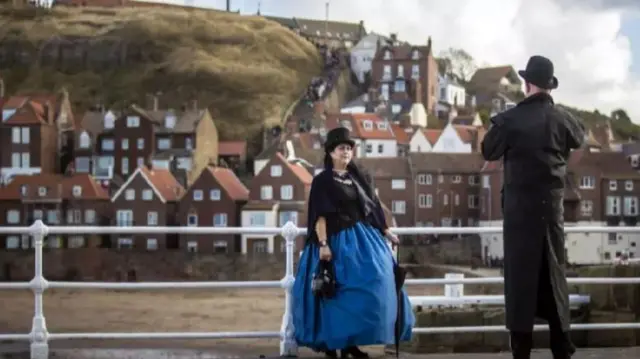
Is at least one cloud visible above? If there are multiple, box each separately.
[195,0,640,121]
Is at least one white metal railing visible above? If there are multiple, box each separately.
[1,221,640,359]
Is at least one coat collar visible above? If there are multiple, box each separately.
[518,92,554,107]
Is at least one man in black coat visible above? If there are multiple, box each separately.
[481,55,586,359]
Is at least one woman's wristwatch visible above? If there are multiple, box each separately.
[319,240,328,247]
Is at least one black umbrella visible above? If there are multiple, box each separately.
[392,244,407,359]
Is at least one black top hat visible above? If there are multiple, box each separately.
[324,127,355,153]
[518,55,558,90]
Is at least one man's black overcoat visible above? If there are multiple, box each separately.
[481,93,585,332]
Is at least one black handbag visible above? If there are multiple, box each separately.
[312,259,338,299]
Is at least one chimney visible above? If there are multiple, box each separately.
[412,79,422,104]
[226,0,230,11]
[427,36,432,52]
[0,77,4,98]
[390,33,397,45]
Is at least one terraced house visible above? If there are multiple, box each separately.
[76,103,218,189]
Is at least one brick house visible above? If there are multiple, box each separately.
[0,173,110,250]
[356,157,414,227]
[0,92,75,182]
[76,105,218,188]
[178,166,249,253]
[218,140,248,175]
[370,38,439,114]
[110,166,185,250]
[410,153,484,229]
[467,66,522,114]
[241,152,312,254]
[479,149,640,265]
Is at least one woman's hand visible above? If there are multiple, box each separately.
[319,242,332,261]
[384,230,399,245]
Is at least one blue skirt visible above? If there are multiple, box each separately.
[292,222,414,351]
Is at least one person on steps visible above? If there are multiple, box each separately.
[481,55,585,359]
[292,127,414,358]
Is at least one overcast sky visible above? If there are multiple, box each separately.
[157,0,640,122]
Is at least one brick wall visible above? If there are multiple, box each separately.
[0,249,299,281]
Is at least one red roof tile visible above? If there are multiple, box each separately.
[207,166,249,201]
[140,166,185,202]
[218,141,247,156]
[0,174,109,201]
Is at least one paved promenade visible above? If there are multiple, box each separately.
[0,345,638,358]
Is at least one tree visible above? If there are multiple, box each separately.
[611,109,631,124]
[438,48,477,83]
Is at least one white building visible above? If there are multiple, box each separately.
[350,33,390,84]
[435,74,467,116]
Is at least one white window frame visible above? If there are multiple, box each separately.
[280,185,293,200]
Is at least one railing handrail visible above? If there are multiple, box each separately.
[0,220,638,359]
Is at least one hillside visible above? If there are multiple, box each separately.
[0,6,322,140]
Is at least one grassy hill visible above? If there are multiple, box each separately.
[0,6,322,141]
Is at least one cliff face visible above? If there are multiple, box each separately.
[0,6,323,140]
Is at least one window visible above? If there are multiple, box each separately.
[142,189,153,200]
[411,65,420,79]
[384,50,392,60]
[249,212,266,226]
[11,153,20,167]
[214,213,227,227]
[418,194,433,208]
[452,175,461,183]
[121,157,129,175]
[137,138,144,150]
[270,165,282,177]
[214,241,228,254]
[210,189,221,200]
[38,187,47,196]
[253,241,267,253]
[609,180,617,191]
[391,179,406,190]
[366,144,372,153]
[392,201,406,214]
[580,176,595,189]
[482,175,490,188]
[137,157,144,168]
[412,50,420,59]
[117,238,133,249]
[187,214,198,226]
[102,139,114,151]
[21,153,30,168]
[12,127,20,143]
[606,196,621,216]
[185,138,193,149]
[75,157,90,173]
[126,116,140,127]
[381,84,389,101]
[121,188,135,201]
[104,113,115,128]
[279,211,298,226]
[468,195,479,208]
[147,211,158,226]
[417,174,427,185]
[157,138,171,150]
[468,176,479,185]
[280,185,293,200]
[394,79,405,92]
[68,236,85,248]
[47,210,59,224]
[164,115,176,128]
[6,210,19,224]
[72,185,82,197]
[363,120,373,130]
[623,197,638,216]
[147,239,158,251]
[454,194,460,206]
[116,210,133,226]
[84,210,95,224]
[193,190,203,201]
[580,200,593,216]
[625,180,633,191]
[260,185,273,200]
[187,241,198,253]
[438,175,444,183]
[443,194,449,205]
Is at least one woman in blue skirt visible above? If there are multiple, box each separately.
[292,127,414,358]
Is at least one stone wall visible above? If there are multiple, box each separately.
[0,249,297,281]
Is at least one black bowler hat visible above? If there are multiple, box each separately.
[324,127,355,153]
[518,55,558,90]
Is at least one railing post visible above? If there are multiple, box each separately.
[444,273,464,308]
[28,220,50,359]
[279,221,298,357]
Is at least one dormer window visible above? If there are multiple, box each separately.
[363,120,373,130]
[383,50,392,60]
[38,187,47,197]
[412,50,420,60]
[103,112,115,129]
[79,131,90,148]
[165,114,176,128]
[377,122,387,130]
[72,185,82,197]
[20,185,27,196]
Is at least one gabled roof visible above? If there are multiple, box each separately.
[111,166,185,203]
[3,101,48,125]
[277,152,313,185]
[207,166,249,201]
